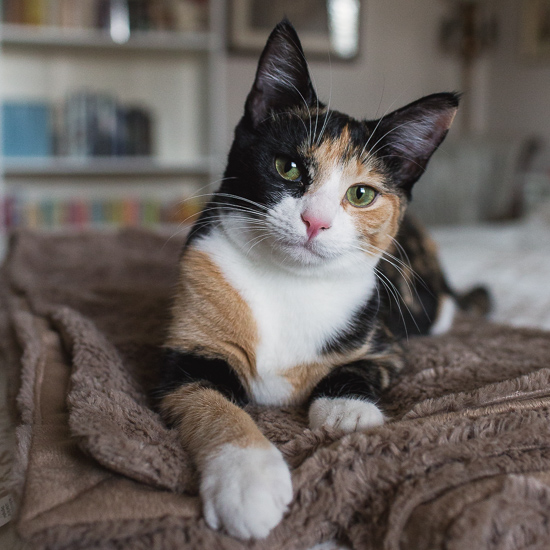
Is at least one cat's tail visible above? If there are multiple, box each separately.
[455,285,492,317]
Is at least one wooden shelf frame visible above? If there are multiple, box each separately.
[3,156,213,178]
[0,23,214,53]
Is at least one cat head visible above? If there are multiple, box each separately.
[217,19,458,273]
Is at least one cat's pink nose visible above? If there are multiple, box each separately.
[301,212,332,240]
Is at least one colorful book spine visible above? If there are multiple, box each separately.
[2,0,208,32]
[1,195,204,230]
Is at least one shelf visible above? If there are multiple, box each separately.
[0,24,213,53]
[3,156,213,178]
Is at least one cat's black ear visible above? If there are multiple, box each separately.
[368,93,459,195]
[244,19,318,128]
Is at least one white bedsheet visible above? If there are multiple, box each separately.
[432,218,550,331]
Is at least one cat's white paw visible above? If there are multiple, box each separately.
[309,397,385,432]
[201,443,292,540]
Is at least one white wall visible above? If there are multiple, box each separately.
[487,0,550,172]
[223,0,463,149]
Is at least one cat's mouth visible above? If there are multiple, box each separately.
[281,235,340,264]
[302,238,326,255]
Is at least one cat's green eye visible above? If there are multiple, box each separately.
[346,185,377,207]
[275,156,302,182]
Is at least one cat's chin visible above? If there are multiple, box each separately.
[272,240,358,272]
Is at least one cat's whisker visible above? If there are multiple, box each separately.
[316,107,332,147]
[212,192,271,213]
[377,254,432,321]
[314,64,333,147]
[378,252,434,315]
[350,241,424,333]
[172,178,239,208]
[199,214,269,229]
[202,203,270,219]
[372,267,408,330]
[245,233,272,256]
[374,79,386,120]
[164,226,191,247]
[360,241,421,284]
[373,267,419,339]
[316,47,333,147]
[388,236,435,297]
[163,213,212,248]
[162,181,245,246]
[353,241,430,319]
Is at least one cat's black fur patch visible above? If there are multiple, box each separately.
[158,349,249,406]
[378,214,451,338]
[308,359,384,403]
[321,292,381,355]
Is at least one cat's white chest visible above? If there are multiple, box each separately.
[196,230,377,405]
[244,273,355,403]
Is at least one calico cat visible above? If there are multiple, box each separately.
[158,20,488,540]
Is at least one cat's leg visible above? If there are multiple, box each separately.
[308,348,403,433]
[159,353,292,540]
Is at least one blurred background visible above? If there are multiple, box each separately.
[1,0,550,327]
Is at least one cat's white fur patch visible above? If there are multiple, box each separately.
[308,543,353,550]
[248,373,294,407]
[196,227,378,405]
[430,294,457,335]
[309,397,385,432]
[201,443,292,540]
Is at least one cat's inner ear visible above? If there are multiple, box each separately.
[244,19,318,127]
[368,93,459,195]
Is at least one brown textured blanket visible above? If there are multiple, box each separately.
[3,228,550,550]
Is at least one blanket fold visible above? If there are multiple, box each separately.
[3,228,550,549]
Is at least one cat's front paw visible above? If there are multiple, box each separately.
[309,397,385,433]
[201,443,293,540]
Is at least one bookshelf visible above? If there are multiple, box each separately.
[0,0,227,255]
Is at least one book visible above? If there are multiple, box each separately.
[22,0,46,25]
[2,101,52,157]
[62,91,153,157]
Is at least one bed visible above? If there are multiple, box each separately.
[434,209,550,331]
[1,209,550,550]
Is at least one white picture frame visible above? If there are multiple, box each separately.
[228,0,361,60]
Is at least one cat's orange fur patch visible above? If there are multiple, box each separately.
[166,247,258,386]
[350,192,404,253]
[161,384,270,465]
[283,362,333,403]
[307,126,354,189]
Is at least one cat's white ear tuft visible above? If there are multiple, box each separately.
[244,19,318,128]
[367,93,460,196]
